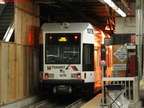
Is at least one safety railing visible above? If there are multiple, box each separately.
[103,76,139,104]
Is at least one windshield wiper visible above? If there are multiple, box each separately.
[65,55,77,70]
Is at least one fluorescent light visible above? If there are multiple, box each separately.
[103,0,126,17]
[103,0,112,4]
[115,8,126,17]
[108,2,118,10]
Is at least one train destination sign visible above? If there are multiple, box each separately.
[59,37,67,42]
[114,46,127,62]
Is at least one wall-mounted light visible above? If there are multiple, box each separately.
[105,19,115,30]
[103,0,126,17]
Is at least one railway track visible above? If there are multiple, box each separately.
[26,98,85,108]
[23,94,94,108]
[65,98,86,108]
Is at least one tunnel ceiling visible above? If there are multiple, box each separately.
[35,0,136,36]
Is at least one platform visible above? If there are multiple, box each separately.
[81,93,142,108]
[81,94,103,108]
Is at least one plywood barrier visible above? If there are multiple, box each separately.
[23,45,29,96]
[0,42,39,104]
[15,2,40,45]
[16,45,23,99]
[0,42,8,104]
[8,43,16,101]
[0,2,40,105]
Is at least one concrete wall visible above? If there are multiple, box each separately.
[115,2,136,34]
[115,17,135,34]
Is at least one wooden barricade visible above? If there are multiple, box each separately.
[15,2,40,45]
[8,43,16,101]
[0,42,8,104]
[0,2,40,105]
[0,42,39,104]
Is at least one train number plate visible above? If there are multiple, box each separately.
[60,74,66,77]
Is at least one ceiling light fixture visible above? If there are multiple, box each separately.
[103,0,126,17]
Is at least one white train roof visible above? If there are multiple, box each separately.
[41,22,95,44]
[41,22,94,33]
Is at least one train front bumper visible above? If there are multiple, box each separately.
[43,79,84,85]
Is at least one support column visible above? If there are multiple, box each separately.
[136,0,144,99]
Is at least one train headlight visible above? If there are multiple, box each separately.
[49,74,54,78]
[71,73,77,78]
[62,22,69,28]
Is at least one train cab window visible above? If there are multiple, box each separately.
[45,33,81,64]
[83,44,94,71]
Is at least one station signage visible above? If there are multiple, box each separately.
[113,64,126,70]
[114,46,127,62]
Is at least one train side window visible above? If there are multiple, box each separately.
[83,44,94,71]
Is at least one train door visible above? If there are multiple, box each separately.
[83,44,94,71]
[82,44,95,93]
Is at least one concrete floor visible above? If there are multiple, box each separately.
[81,93,142,108]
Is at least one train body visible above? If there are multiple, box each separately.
[39,22,104,94]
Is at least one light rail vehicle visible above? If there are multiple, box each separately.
[39,22,112,94]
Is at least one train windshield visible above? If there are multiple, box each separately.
[45,33,81,64]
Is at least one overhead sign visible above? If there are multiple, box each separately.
[114,46,127,62]
[104,38,113,45]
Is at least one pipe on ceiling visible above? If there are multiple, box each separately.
[121,0,135,15]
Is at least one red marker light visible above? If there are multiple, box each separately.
[74,36,78,39]
[45,73,49,78]
[77,73,81,78]
[49,36,53,39]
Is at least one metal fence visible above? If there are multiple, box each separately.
[103,76,139,104]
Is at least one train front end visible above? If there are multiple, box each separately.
[40,23,95,94]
